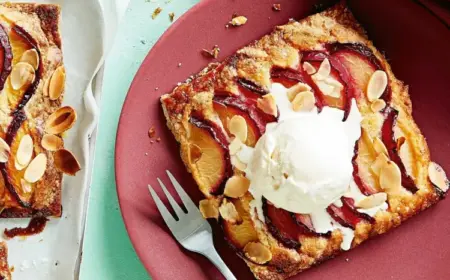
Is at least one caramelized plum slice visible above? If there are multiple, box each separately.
[0,24,12,91]
[188,117,232,195]
[327,197,374,230]
[381,108,418,193]
[271,67,306,88]
[352,144,378,195]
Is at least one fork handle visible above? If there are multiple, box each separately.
[202,246,237,280]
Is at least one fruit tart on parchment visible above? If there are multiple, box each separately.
[161,3,449,280]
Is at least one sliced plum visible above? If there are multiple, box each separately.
[188,117,232,195]
[352,144,378,195]
[270,67,305,88]
[327,197,374,230]
[381,108,418,193]
[0,23,12,91]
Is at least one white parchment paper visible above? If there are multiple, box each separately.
[0,0,129,279]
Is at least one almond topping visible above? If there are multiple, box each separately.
[379,161,402,193]
[367,70,388,101]
[428,162,449,192]
[313,58,331,80]
[356,193,387,209]
[24,153,47,183]
[199,199,219,220]
[20,178,32,194]
[291,91,315,112]
[16,134,33,166]
[43,76,50,97]
[0,138,10,163]
[287,82,311,101]
[49,66,65,100]
[15,159,26,171]
[370,153,389,177]
[54,149,81,176]
[229,137,242,156]
[302,62,316,75]
[373,136,388,156]
[10,62,35,90]
[41,134,64,151]
[370,99,386,112]
[45,106,77,135]
[230,16,247,26]
[243,242,272,264]
[256,94,277,117]
[231,155,247,171]
[224,175,250,198]
[219,199,242,224]
[228,115,247,142]
[20,49,39,70]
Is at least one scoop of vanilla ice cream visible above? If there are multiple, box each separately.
[247,100,362,214]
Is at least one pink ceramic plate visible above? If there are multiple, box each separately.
[116,0,450,279]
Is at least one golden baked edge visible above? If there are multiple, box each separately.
[160,3,447,280]
[0,242,10,280]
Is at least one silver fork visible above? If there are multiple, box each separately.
[148,170,237,280]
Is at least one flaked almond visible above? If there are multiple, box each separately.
[256,94,277,117]
[313,58,331,80]
[373,136,388,156]
[230,16,247,26]
[20,49,39,70]
[10,62,35,90]
[367,70,388,101]
[20,178,32,194]
[287,82,311,101]
[189,143,202,163]
[199,199,219,220]
[45,106,77,135]
[15,159,26,171]
[219,199,242,224]
[370,99,386,112]
[370,152,389,177]
[54,149,81,175]
[228,115,247,142]
[224,175,250,198]
[428,162,449,192]
[24,153,47,183]
[356,193,387,209]
[314,78,342,98]
[231,155,247,171]
[41,134,63,151]
[43,76,50,97]
[302,61,316,75]
[292,91,315,112]
[16,134,33,166]
[0,138,10,163]
[379,161,402,193]
[243,242,272,264]
[49,66,65,100]
[229,137,242,155]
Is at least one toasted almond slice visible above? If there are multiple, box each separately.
[224,175,250,198]
[199,199,219,220]
[20,49,39,70]
[231,155,247,171]
[24,153,47,183]
[230,16,248,26]
[43,76,50,97]
[287,82,311,101]
[356,193,387,209]
[188,143,202,163]
[361,129,377,157]
[313,58,331,80]
[370,99,386,112]
[15,159,26,171]
[379,161,402,193]
[367,70,388,101]
[228,115,247,142]
[243,242,272,264]
[256,94,277,117]
[20,178,32,194]
[370,152,389,177]
[49,66,65,100]
[0,138,10,163]
[54,149,81,175]
[219,199,242,224]
[45,106,77,135]
[373,136,388,156]
[16,134,33,166]
[41,134,64,151]
[302,61,316,75]
[428,162,449,192]
[10,62,35,90]
[229,137,243,156]
[292,91,315,112]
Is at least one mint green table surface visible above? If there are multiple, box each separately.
[79,1,199,279]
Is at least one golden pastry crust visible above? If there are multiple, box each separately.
[161,4,446,280]
[0,3,65,218]
[0,242,10,280]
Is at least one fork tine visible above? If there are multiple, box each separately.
[157,178,186,218]
[147,184,177,228]
[166,170,199,213]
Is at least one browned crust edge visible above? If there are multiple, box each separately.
[0,242,10,280]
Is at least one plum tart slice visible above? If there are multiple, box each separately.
[161,4,448,280]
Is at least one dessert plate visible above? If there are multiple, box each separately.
[115,0,450,279]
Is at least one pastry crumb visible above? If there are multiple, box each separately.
[152,7,162,19]
[177,62,182,67]
[169,12,175,22]
[202,45,220,59]
[229,15,247,26]
[148,127,156,138]
[272,4,281,11]
[156,137,161,142]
